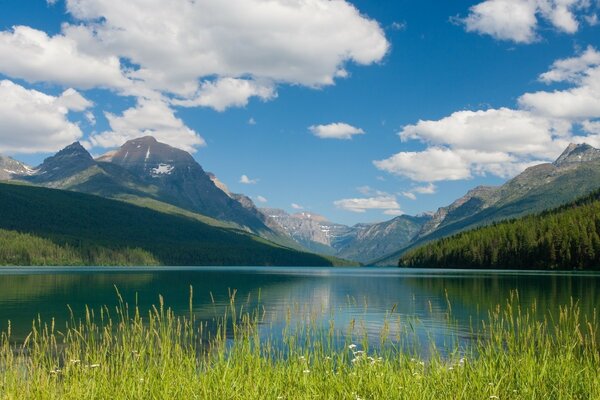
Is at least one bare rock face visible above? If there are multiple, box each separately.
[27,142,95,185]
[0,155,33,180]
[259,208,431,262]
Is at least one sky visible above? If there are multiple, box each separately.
[0,0,599,225]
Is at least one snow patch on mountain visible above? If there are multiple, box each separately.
[151,163,174,176]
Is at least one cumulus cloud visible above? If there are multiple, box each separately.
[172,78,276,111]
[34,0,389,111]
[402,183,437,200]
[86,99,205,153]
[0,0,389,154]
[0,26,128,90]
[334,193,402,214]
[0,80,91,154]
[400,108,568,157]
[239,175,258,184]
[291,203,304,210]
[462,0,594,43]
[374,148,472,182]
[309,123,365,140]
[519,47,600,120]
[376,47,600,183]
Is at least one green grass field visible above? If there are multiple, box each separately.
[0,292,598,399]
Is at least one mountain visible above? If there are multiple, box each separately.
[260,208,352,255]
[376,143,600,265]
[16,137,274,235]
[399,188,600,270]
[27,142,95,185]
[0,181,340,267]
[335,214,432,263]
[0,155,34,180]
[260,208,431,263]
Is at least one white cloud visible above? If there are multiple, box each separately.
[172,78,276,112]
[463,0,539,43]
[309,123,365,140]
[462,0,594,43]
[86,99,205,153]
[0,80,90,154]
[334,194,401,214]
[59,0,388,106]
[401,192,417,201]
[374,148,472,182]
[583,119,600,134]
[383,209,405,216]
[539,46,600,84]
[291,203,304,210]
[519,48,600,120]
[239,175,258,185]
[0,26,128,90]
[585,14,599,26]
[400,108,566,157]
[256,195,268,203]
[402,183,437,200]
[248,117,257,126]
[412,183,437,194]
[85,111,96,125]
[376,47,600,184]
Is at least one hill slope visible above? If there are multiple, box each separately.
[19,138,273,235]
[399,189,600,270]
[0,182,337,267]
[375,143,600,265]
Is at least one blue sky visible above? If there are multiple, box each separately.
[1,0,599,225]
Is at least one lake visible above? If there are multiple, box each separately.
[1,267,599,353]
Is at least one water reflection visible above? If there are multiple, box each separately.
[0,267,598,353]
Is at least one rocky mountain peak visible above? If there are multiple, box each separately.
[0,155,33,180]
[28,142,95,183]
[108,136,196,178]
[554,143,600,166]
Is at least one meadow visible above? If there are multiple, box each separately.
[0,291,598,399]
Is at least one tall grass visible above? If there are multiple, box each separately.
[0,290,598,399]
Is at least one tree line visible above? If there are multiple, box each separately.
[400,189,600,270]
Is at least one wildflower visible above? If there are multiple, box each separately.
[70,359,80,364]
[49,368,61,374]
[303,369,310,374]
[448,367,454,370]
[348,344,357,350]
[490,396,499,399]
[90,364,101,369]
[299,356,306,361]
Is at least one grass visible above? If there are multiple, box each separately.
[0,291,598,399]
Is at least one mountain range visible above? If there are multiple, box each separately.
[3,138,600,266]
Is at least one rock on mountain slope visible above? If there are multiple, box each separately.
[261,208,352,255]
[260,208,431,263]
[376,142,600,265]
[335,214,432,263]
[17,137,273,234]
[0,156,33,180]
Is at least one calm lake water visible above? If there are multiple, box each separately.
[1,267,599,352]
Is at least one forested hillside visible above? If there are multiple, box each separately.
[0,182,338,267]
[399,189,600,270]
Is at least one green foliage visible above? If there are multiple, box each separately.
[0,182,334,266]
[400,189,600,269]
[0,294,598,399]
[0,229,159,266]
